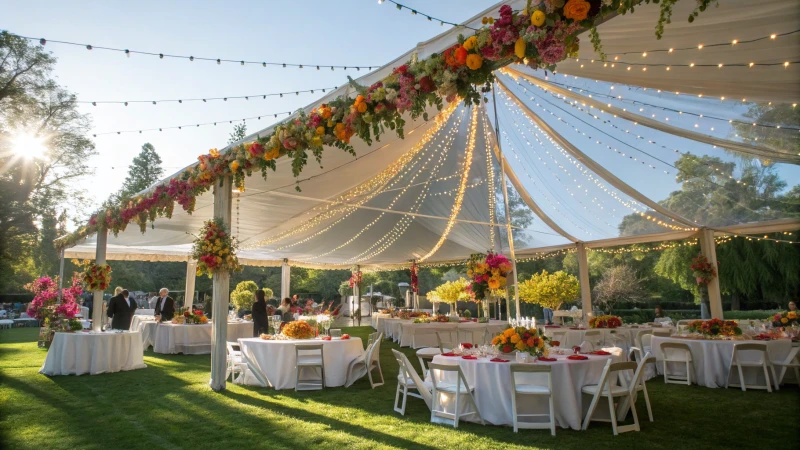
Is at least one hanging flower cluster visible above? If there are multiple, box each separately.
[58,1,696,250]
[691,254,718,285]
[467,252,512,300]
[349,269,363,289]
[191,218,241,277]
[410,262,419,294]
[73,259,112,291]
[25,276,83,328]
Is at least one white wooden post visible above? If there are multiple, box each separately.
[184,260,197,310]
[57,247,65,302]
[91,229,108,332]
[210,176,232,392]
[280,259,290,300]
[698,228,724,319]
[576,242,593,322]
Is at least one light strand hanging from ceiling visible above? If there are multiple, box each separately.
[80,86,340,106]
[516,247,576,262]
[16,32,378,70]
[481,112,497,250]
[589,239,698,254]
[604,29,800,57]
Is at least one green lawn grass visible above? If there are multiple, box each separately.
[1,326,798,450]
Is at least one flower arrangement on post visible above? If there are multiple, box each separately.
[687,318,741,338]
[772,311,799,328]
[410,261,419,294]
[73,259,112,291]
[491,326,550,357]
[26,276,84,346]
[192,218,241,278]
[691,254,718,286]
[466,252,512,300]
[432,278,471,317]
[589,315,623,329]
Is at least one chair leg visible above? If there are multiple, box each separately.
[454,390,460,429]
[582,389,601,431]
[607,394,619,436]
[641,384,654,422]
[430,389,438,424]
[762,364,772,393]
[662,361,668,384]
[737,362,746,391]
[394,383,403,414]
[685,360,691,386]
[549,395,556,436]
[376,362,385,387]
[401,385,408,415]
[511,391,518,433]
[629,394,640,432]
[367,365,374,388]
[469,391,484,425]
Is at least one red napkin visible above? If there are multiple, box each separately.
[537,357,557,362]
[592,350,611,356]
[490,358,509,363]
[440,352,458,357]
[461,343,473,349]
[462,355,477,360]
[321,336,332,341]
[567,355,588,361]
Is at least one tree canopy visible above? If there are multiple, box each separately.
[518,270,580,310]
[118,143,164,198]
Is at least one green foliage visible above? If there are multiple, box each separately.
[730,103,799,161]
[228,123,247,145]
[230,280,258,311]
[118,143,164,198]
[519,270,580,310]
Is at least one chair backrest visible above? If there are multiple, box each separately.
[732,342,768,363]
[676,319,694,326]
[437,332,453,352]
[652,329,672,337]
[584,330,602,340]
[640,332,653,350]
[370,335,383,365]
[629,352,655,392]
[368,332,378,346]
[551,330,568,342]
[660,341,691,360]
[392,349,431,408]
[429,362,472,394]
[295,343,324,360]
[509,363,552,393]
[330,329,342,338]
[226,341,241,356]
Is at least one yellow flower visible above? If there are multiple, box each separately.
[514,37,526,59]
[315,126,325,136]
[538,339,545,349]
[531,10,546,27]
[515,341,527,351]
[467,269,474,278]
[466,53,483,70]
[781,317,789,324]
[215,239,221,245]
[491,336,500,345]
[311,136,323,147]
[209,148,220,158]
[500,336,507,344]
[215,256,222,264]
[510,334,521,344]
[463,36,478,51]
[487,278,501,290]
[788,311,797,319]
[563,0,591,21]
[229,160,240,172]
[503,328,516,338]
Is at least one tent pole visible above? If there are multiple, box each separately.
[698,228,723,319]
[92,228,108,332]
[576,242,593,323]
[184,260,197,310]
[210,176,232,392]
[280,259,290,300]
[492,82,521,320]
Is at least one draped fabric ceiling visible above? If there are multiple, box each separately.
[65,0,800,269]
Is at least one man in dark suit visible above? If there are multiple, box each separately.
[107,289,137,330]
[154,288,175,322]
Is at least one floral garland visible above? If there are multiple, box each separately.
[589,314,623,328]
[691,254,718,285]
[191,218,241,277]
[410,261,419,294]
[687,318,742,337]
[772,311,799,328]
[73,259,112,291]
[57,1,711,251]
[466,252,512,300]
[491,326,550,357]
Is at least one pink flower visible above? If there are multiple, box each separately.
[282,137,298,150]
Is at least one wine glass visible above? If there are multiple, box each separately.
[323,319,332,337]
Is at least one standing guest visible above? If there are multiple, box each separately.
[107,289,137,330]
[252,290,269,336]
[154,288,175,322]
[278,298,293,322]
[789,301,797,312]
[655,305,665,319]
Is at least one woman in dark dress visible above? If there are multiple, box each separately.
[252,290,269,337]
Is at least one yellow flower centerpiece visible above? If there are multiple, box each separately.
[491,326,550,357]
[282,321,316,340]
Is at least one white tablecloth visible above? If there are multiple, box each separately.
[428,350,622,430]
[399,321,509,348]
[383,318,412,341]
[153,322,253,354]
[39,331,146,376]
[651,336,793,388]
[373,313,392,333]
[543,326,674,348]
[136,309,155,316]
[238,337,365,390]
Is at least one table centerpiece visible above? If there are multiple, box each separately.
[686,318,742,339]
[589,315,623,329]
[491,326,550,358]
[772,310,799,328]
[282,320,316,340]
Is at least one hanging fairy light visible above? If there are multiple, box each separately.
[81,85,340,106]
[91,111,293,137]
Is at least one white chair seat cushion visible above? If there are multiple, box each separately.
[514,384,551,394]
[297,356,323,365]
[416,348,442,357]
[435,382,473,394]
[581,384,629,396]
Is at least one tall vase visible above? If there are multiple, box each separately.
[481,299,490,320]
[699,285,711,320]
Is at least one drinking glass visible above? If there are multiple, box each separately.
[323,319,332,336]
[330,329,342,338]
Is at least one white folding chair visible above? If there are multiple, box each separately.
[429,363,484,428]
[295,344,325,391]
[630,353,656,423]
[226,342,247,383]
[771,347,800,387]
[726,343,778,392]
[581,360,641,435]
[367,332,379,346]
[606,330,629,354]
[660,342,694,385]
[416,347,442,378]
[652,329,672,338]
[345,333,385,389]
[437,332,453,353]
[583,330,603,351]
[635,329,654,354]
[392,349,432,415]
[509,364,555,435]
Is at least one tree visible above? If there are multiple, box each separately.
[431,278,470,308]
[228,123,247,145]
[496,180,534,248]
[118,143,164,198]
[592,265,646,312]
[730,103,799,162]
[1,33,95,292]
[518,270,580,310]
[230,280,259,311]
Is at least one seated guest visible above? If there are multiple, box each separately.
[655,305,665,319]
[789,301,797,312]
[278,297,293,322]
[154,288,175,322]
[543,307,554,325]
[252,290,269,336]
[107,289,137,330]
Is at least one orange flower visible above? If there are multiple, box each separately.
[315,126,325,136]
[209,148,220,158]
[466,53,483,70]
[229,160,240,172]
[357,102,367,113]
[563,0,591,21]
[319,105,332,120]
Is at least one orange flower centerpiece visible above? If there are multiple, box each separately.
[589,315,623,329]
[282,320,316,340]
[687,318,742,338]
[491,326,550,358]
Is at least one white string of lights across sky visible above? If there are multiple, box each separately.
[91,110,294,136]
[241,100,462,250]
[11,32,379,70]
[498,87,694,232]
[79,86,340,106]
[499,104,619,235]
[300,107,466,260]
[377,0,479,30]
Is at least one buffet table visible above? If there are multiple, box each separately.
[39,331,146,376]
[651,336,793,388]
[543,325,675,348]
[153,322,253,354]
[373,313,393,334]
[399,321,509,348]
[237,337,364,390]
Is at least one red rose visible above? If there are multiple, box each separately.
[184,311,190,317]
[454,46,468,65]
[502,345,512,353]
[461,343,473,349]
[393,65,408,75]
[419,75,435,93]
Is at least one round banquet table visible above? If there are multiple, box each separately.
[39,331,146,376]
[651,336,793,388]
[373,313,393,334]
[153,322,253,354]
[237,337,365,390]
[428,350,625,430]
[399,321,509,349]
[543,325,674,348]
